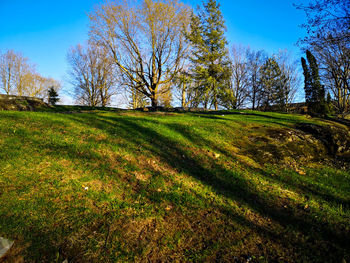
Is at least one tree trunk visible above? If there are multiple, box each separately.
[151,90,157,108]
[182,82,186,108]
[132,89,137,109]
[214,88,218,110]
[252,92,256,110]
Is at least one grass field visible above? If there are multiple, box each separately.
[0,109,349,262]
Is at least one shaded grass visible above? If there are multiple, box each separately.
[0,110,349,262]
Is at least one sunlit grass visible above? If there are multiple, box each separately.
[0,110,349,262]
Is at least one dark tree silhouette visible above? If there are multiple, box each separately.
[301,50,327,115]
[48,87,59,106]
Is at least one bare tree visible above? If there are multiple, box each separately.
[67,43,119,107]
[88,0,191,107]
[0,50,17,95]
[297,0,350,113]
[0,50,33,96]
[221,45,249,109]
[13,55,33,96]
[308,36,350,113]
[1,50,61,100]
[296,0,350,44]
[24,74,61,99]
[246,49,267,110]
[276,50,301,111]
[25,73,45,97]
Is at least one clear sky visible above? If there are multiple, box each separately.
[0,0,308,105]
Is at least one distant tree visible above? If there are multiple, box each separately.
[187,0,231,110]
[246,49,267,110]
[48,87,60,105]
[41,78,61,103]
[0,50,33,96]
[174,70,190,108]
[307,33,350,113]
[67,43,118,107]
[157,83,173,107]
[0,50,60,99]
[301,50,327,115]
[129,88,149,109]
[275,50,300,111]
[89,0,191,108]
[259,57,283,111]
[326,91,334,114]
[301,57,312,109]
[0,50,17,95]
[220,45,249,109]
[25,73,55,98]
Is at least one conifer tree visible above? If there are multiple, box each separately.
[301,57,312,110]
[326,92,334,114]
[187,0,231,110]
[301,50,327,115]
[48,87,59,106]
[259,57,282,111]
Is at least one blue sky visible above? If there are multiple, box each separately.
[0,0,308,104]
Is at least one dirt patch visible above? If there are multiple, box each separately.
[296,123,350,157]
[238,123,350,171]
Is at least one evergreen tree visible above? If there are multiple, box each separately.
[301,56,312,110]
[48,87,59,106]
[259,57,283,111]
[301,50,327,115]
[326,92,334,114]
[187,0,231,110]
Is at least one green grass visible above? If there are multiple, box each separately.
[0,110,349,262]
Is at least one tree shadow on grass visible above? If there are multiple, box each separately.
[1,112,349,262]
[188,112,302,129]
[66,113,350,261]
[189,110,304,123]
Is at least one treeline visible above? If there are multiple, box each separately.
[0,50,61,103]
[1,0,348,114]
[71,0,348,113]
[66,0,300,111]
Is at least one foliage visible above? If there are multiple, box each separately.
[187,0,231,110]
[259,57,283,110]
[301,50,327,115]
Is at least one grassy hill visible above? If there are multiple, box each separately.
[0,109,349,262]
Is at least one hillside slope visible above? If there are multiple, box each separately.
[0,110,349,262]
[0,96,49,111]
